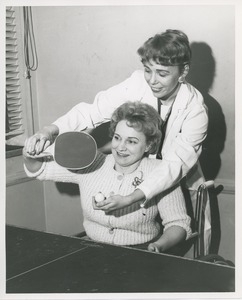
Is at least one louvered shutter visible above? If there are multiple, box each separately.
[6,6,24,139]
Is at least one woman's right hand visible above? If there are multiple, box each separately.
[24,124,59,156]
[147,242,161,253]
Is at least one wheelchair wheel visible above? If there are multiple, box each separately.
[196,254,234,266]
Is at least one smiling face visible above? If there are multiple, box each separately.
[143,60,181,102]
[111,120,150,174]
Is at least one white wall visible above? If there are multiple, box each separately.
[6,180,46,231]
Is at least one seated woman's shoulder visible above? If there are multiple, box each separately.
[142,156,162,170]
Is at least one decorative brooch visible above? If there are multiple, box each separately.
[132,171,144,188]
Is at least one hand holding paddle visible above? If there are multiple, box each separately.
[25,131,97,170]
[24,124,59,155]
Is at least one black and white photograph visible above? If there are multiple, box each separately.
[1,0,241,299]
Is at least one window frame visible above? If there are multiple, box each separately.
[6,6,36,157]
[6,6,38,185]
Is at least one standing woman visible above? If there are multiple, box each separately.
[25,29,210,254]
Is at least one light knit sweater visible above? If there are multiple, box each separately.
[24,152,191,246]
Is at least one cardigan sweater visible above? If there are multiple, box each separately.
[24,152,191,246]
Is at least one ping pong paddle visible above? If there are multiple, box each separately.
[35,131,97,170]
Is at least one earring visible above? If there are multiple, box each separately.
[178,76,185,83]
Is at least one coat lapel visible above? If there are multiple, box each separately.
[165,83,191,138]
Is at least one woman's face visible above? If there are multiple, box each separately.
[111,120,149,170]
[143,60,181,100]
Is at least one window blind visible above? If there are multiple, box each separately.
[6,6,24,139]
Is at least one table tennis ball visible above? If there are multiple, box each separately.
[94,192,106,202]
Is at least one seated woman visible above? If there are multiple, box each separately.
[23,101,191,253]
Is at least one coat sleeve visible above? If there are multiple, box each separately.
[138,102,208,199]
[53,70,146,134]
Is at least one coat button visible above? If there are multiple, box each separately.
[109,228,114,234]
[117,175,123,180]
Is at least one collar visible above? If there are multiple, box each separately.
[108,154,145,177]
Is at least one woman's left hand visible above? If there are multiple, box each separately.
[92,194,132,212]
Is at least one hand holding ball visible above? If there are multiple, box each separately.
[94,192,106,203]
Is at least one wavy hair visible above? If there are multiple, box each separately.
[110,101,162,155]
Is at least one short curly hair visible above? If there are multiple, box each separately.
[137,29,191,72]
[109,101,162,155]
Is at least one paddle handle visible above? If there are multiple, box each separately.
[28,144,54,158]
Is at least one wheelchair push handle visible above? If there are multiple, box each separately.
[202,180,214,189]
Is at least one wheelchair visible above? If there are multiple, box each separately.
[177,180,234,266]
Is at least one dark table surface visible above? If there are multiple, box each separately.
[6,225,235,293]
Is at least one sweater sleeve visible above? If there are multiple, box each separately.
[53,70,147,134]
[157,184,192,239]
[24,157,81,184]
[23,152,106,184]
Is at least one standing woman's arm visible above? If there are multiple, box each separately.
[96,103,208,212]
[25,71,147,155]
